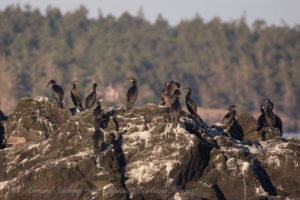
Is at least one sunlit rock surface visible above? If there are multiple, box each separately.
[0,97,299,200]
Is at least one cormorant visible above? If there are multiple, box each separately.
[71,80,83,111]
[263,98,282,134]
[222,105,237,125]
[264,98,274,111]
[167,80,180,97]
[126,77,138,110]
[160,81,181,109]
[93,98,103,120]
[185,87,203,122]
[264,99,276,128]
[85,83,97,109]
[171,89,181,128]
[47,80,64,108]
[185,87,197,116]
[162,86,172,109]
[160,82,169,105]
[258,105,268,130]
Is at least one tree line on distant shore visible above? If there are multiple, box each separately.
[0,5,299,123]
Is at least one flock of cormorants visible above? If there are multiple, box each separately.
[47,78,283,143]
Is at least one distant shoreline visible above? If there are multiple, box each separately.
[283,133,300,138]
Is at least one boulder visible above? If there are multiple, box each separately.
[4,97,72,143]
[0,97,299,200]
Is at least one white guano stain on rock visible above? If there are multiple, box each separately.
[33,96,50,102]
[268,155,281,168]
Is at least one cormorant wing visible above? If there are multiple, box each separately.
[127,86,138,103]
[53,85,64,97]
[86,91,96,109]
[71,89,82,107]
[71,90,77,106]
[76,90,82,105]
[275,115,283,134]
[257,114,267,130]
[186,95,197,115]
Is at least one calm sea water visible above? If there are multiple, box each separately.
[283,133,300,138]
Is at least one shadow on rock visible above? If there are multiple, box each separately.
[0,122,5,149]
[212,184,226,200]
[0,109,7,149]
[180,120,215,187]
[110,130,130,200]
[251,159,278,196]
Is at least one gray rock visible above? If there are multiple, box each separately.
[0,98,299,200]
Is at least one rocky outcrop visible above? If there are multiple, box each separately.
[0,97,299,200]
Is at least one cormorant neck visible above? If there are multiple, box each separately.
[132,81,137,86]
[73,83,76,89]
[93,86,97,91]
[232,111,237,118]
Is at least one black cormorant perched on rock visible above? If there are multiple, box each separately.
[171,89,181,128]
[85,83,97,109]
[264,99,276,128]
[258,105,268,130]
[126,77,138,110]
[264,98,274,111]
[185,87,197,116]
[263,98,282,134]
[222,105,237,125]
[71,80,83,111]
[47,80,64,108]
[93,98,103,120]
[185,87,203,122]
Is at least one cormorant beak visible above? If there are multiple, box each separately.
[46,82,50,87]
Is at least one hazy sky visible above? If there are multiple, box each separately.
[1,0,300,27]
